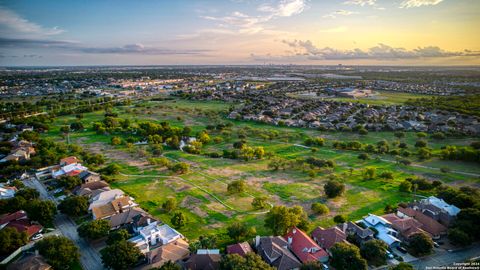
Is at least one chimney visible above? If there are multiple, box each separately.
[255,235,260,247]
[292,228,297,234]
[118,202,123,213]
[147,218,151,225]
[288,237,292,245]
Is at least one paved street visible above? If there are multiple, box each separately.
[24,177,104,270]
[410,243,480,270]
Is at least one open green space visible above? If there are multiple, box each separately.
[43,98,479,240]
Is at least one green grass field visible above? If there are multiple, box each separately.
[43,98,480,240]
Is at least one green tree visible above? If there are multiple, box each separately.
[36,236,80,270]
[111,136,122,145]
[162,197,177,213]
[106,229,131,245]
[0,227,28,256]
[220,253,274,270]
[334,215,347,224]
[101,240,143,270]
[58,195,88,217]
[311,203,329,215]
[171,211,187,228]
[57,175,82,191]
[330,242,367,270]
[408,232,433,256]
[415,140,427,148]
[101,163,121,175]
[252,196,268,209]
[399,181,413,192]
[394,132,405,139]
[189,235,217,253]
[363,167,376,180]
[169,162,190,174]
[324,180,345,198]
[379,171,394,180]
[27,199,57,226]
[226,222,256,242]
[227,180,247,194]
[264,205,309,235]
[78,220,110,240]
[360,239,388,266]
[448,228,472,246]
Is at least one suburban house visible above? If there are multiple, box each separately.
[397,207,447,239]
[411,196,460,226]
[0,210,43,239]
[0,183,17,199]
[91,196,136,220]
[129,221,184,254]
[255,235,301,270]
[226,242,253,257]
[60,156,80,166]
[73,181,110,197]
[360,214,401,247]
[108,207,152,230]
[284,227,329,263]
[142,238,190,269]
[337,222,374,244]
[311,226,347,252]
[185,249,221,270]
[88,189,126,210]
[382,213,428,240]
[78,171,101,184]
[52,163,88,178]
[0,140,36,163]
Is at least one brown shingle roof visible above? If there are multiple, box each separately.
[311,226,347,250]
[226,242,253,257]
[398,207,447,236]
[185,254,221,270]
[146,239,190,268]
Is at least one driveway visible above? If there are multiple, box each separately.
[24,177,104,270]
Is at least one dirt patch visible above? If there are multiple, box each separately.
[204,167,242,177]
[77,140,150,168]
[181,196,208,218]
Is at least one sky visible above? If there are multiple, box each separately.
[0,0,479,66]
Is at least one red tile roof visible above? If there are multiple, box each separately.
[0,210,27,226]
[226,242,253,257]
[284,226,328,263]
[60,156,79,165]
[6,219,43,238]
[311,226,347,250]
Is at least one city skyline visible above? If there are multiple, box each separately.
[1,0,479,66]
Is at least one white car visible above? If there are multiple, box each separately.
[31,234,43,241]
[322,264,329,270]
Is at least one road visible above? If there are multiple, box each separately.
[410,243,480,270]
[24,177,104,270]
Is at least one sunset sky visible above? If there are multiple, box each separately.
[0,0,479,66]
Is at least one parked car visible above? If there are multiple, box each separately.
[433,242,440,248]
[32,234,43,241]
[386,250,394,259]
[396,246,408,254]
[322,264,329,270]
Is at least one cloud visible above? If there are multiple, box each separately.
[318,26,348,33]
[279,39,480,60]
[344,0,376,6]
[257,0,306,17]
[200,0,306,34]
[399,0,443,8]
[0,7,64,37]
[0,38,209,55]
[323,9,358,18]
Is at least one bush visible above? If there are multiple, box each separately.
[324,180,345,198]
[311,203,329,215]
[227,180,247,194]
[399,181,413,192]
[252,197,268,209]
[36,236,80,270]
[334,215,346,224]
